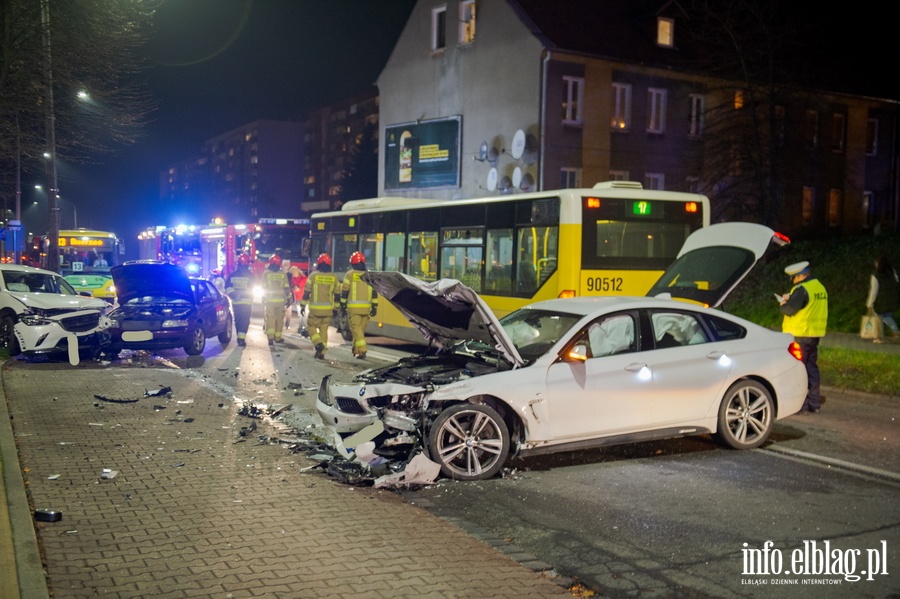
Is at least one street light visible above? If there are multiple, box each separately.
[41,0,60,272]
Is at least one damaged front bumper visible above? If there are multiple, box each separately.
[315,374,427,435]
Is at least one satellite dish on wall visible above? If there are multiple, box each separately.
[486,168,498,192]
[520,173,535,191]
[512,167,522,188]
[499,175,513,192]
[510,129,526,160]
[477,141,488,161]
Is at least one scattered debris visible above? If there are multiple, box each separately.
[374,453,441,489]
[93,394,139,404]
[34,509,62,522]
[47,474,60,480]
[144,386,173,397]
[99,469,119,480]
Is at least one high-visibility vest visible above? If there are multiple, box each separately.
[342,270,376,312]
[304,272,338,313]
[264,269,289,304]
[782,278,828,337]
[225,271,253,305]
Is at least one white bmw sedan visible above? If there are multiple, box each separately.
[316,223,808,481]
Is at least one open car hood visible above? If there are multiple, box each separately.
[361,271,525,367]
[111,263,194,304]
[646,222,788,307]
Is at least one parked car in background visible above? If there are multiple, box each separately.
[316,223,807,481]
[0,263,110,365]
[103,261,233,357]
[64,274,117,303]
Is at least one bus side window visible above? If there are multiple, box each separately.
[517,260,537,293]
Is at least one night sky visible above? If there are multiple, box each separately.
[41,0,884,255]
[54,0,416,252]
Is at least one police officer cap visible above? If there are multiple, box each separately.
[784,261,810,276]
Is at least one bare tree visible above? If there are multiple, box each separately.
[339,121,379,204]
[0,0,158,207]
[679,0,810,228]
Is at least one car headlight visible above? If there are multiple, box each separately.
[162,319,189,328]
[20,313,52,326]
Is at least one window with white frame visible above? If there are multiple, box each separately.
[562,76,584,125]
[645,173,665,190]
[802,187,815,225]
[559,167,582,188]
[647,88,667,134]
[689,94,704,136]
[459,0,476,44]
[831,113,845,152]
[657,17,674,47]
[866,118,879,156]
[609,170,629,181]
[431,5,447,52]
[611,83,631,130]
[827,188,842,227]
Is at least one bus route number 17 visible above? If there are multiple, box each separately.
[587,276,623,293]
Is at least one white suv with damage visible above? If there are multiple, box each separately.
[0,263,110,365]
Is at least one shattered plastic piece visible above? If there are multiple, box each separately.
[374,453,441,489]
[354,442,388,467]
[93,394,139,403]
[34,509,62,522]
[100,469,119,480]
[144,386,173,397]
[47,474,60,480]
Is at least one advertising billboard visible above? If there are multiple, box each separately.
[384,117,461,190]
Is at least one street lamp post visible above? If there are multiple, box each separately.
[41,0,60,273]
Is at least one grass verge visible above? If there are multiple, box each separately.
[819,347,900,396]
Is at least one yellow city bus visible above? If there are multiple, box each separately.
[310,181,710,342]
[48,229,124,276]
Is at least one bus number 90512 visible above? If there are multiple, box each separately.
[586,276,623,293]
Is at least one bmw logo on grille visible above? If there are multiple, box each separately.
[358,387,365,397]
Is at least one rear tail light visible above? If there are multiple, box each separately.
[788,341,803,361]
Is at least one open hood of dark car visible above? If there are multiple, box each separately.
[111,262,194,304]
[362,271,524,367]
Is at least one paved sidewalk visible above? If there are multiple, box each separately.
[0,361,570,598]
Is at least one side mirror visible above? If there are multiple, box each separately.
[565,343,589,362]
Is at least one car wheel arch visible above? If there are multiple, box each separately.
[426,394,525,447]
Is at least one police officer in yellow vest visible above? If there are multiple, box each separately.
[341,251,379,360]
[263,254,291,345]
[302,253,339,360]
[779,260,828,413]
[224,253,254,347]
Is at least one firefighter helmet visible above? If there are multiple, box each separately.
[350,251,365,265]
[317,253,332,267]
[238,253,251,266]
[269,254,282,267]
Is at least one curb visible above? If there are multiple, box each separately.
[0,362,51,599]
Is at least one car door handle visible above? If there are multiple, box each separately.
[706,352,725,360]
[625,363,648,372]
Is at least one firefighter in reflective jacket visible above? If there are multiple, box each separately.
[302,253,339,360]
[224,253,253,347]
[263,254,291,345]
[341,251,378,359]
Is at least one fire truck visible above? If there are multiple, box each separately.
[139,218,311,280]
[137,224,206,276]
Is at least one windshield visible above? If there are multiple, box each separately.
[500,309,581,361]
[4,272,77,295]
